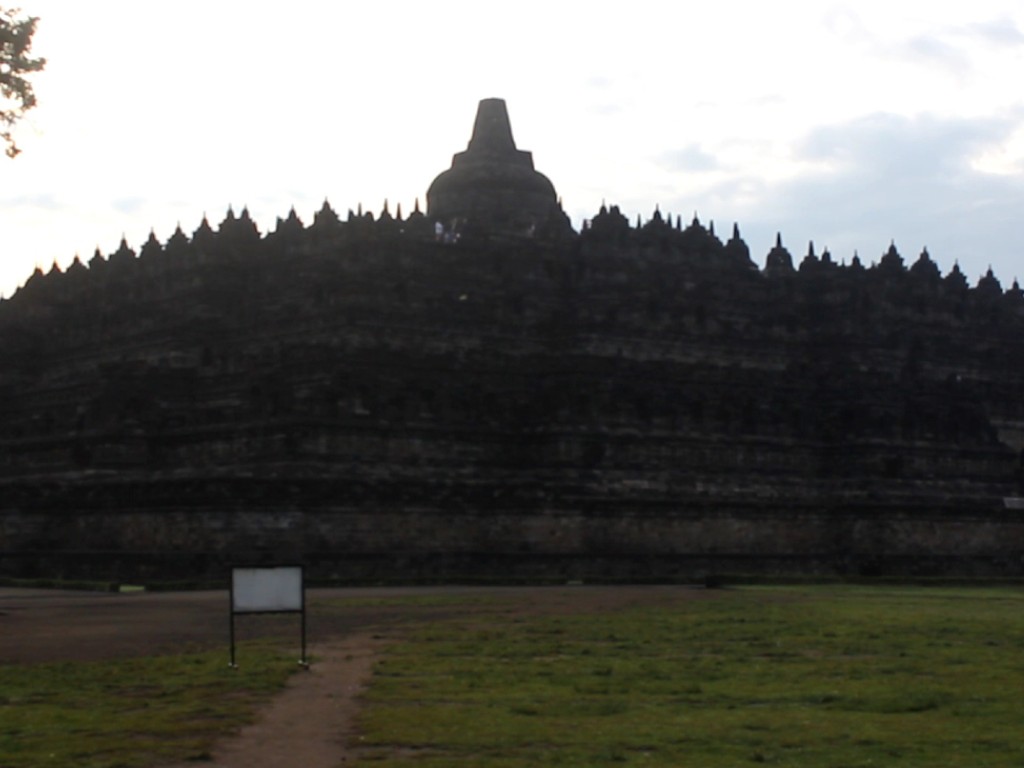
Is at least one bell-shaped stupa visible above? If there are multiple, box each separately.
[426,98,567,237]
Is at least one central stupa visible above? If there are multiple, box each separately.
[426,98,568,237]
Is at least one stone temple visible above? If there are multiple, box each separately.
[1,99,1023,584]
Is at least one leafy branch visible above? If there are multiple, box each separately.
[1,6,45,158]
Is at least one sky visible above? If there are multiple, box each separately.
[2,0,1023,298]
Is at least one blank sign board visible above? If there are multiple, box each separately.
[231,566,303,613]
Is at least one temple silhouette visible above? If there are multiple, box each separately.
[1,98,1023,583]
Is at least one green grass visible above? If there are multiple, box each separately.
[356,586,1024,766]
[0,642,297,768]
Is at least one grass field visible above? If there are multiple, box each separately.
[0,642,296,768]
[356,586,1024,766]
[5,585,1024,767]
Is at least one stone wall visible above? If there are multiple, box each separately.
[2,479,1020,582]
[1,205,1023,582]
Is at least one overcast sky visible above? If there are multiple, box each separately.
[2,1,1023,298]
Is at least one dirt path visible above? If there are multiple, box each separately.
[163,634,383,768]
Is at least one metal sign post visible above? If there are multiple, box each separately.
[229,565,308,668]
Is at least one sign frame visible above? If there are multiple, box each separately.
[229,565,307,668]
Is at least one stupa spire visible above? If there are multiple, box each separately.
[467,97,517,153]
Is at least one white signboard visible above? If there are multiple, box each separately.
[231,566,303,613]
